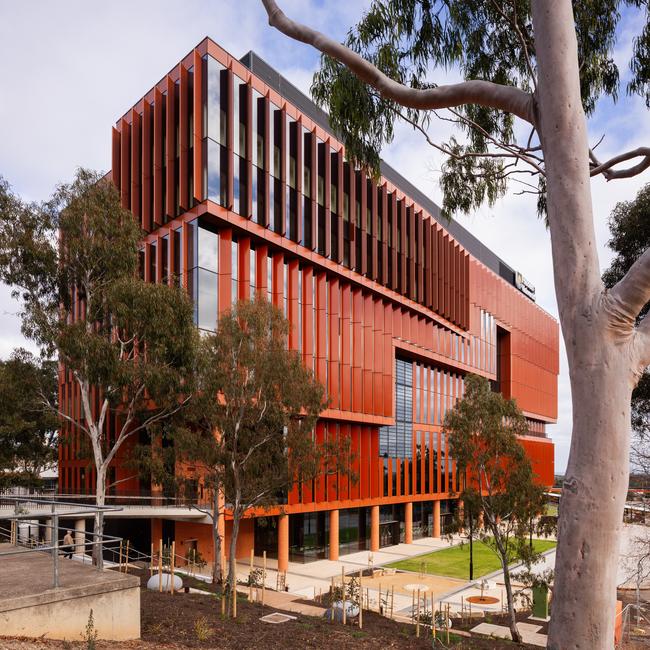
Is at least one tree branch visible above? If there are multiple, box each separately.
[609,248,650,329]
[636,315,650,369]
[392,104,546,176]
[590,147,650,180]
[261,0,537,125]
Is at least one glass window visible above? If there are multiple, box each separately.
[206,138,228,207]
[161,236,169,284]
[196,227,217,273]
[173,228,182,286]
[206,56,227,145]
[149,242,157,282]
[233,77,247,157]
[231,239,238,306]
[250,245,256,299]
[271,104,281,179]
[197,268,218,331]
[233,153,247,215]
[252,91,264,169]
[317,141,325,207]
[287,120,298,241]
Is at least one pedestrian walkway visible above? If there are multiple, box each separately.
[236,534,465,601]
[471,622,547,647]
[248,588,327,617]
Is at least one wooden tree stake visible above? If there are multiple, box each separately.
[262,551,267,606]
[249,548,254,602]
[342,566,347,625]
[358,569,363,629]
[431,593,436,638]
[446,602,450,644]
[158,539,163,593]
[170,541,175,595]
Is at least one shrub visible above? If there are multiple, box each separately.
[194,616,213,642]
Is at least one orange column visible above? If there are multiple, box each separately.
[405,502,413,544]
[329,509,339,561]
[278,514,289,573]
[370,505,380,552]
[433,500,441,538]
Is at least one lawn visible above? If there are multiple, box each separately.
[385,538,556,580]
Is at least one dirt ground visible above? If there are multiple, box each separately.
[0,569,539,650]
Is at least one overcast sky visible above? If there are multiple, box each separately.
[1,1,648,473]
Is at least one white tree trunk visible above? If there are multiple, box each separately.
[228,508,241,616]
[93,464,106,570]
[532,2,637,647]
[211,491,222,585]
[500,551,521,643]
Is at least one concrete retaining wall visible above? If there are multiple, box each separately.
[0,576,140,641]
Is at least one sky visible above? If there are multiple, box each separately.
[0,0,648,473]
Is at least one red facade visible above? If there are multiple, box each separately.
[58,38,557,562]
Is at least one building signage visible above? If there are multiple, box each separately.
[515,272,536,302]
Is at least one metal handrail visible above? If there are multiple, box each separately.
[0,490,207,509]
[0,496,125,588]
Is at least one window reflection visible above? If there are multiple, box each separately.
[188,219,219,332]
[205,56,228,207]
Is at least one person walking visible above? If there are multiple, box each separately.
[63,530,74,559]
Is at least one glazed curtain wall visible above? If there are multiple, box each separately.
[110,38,557,424]
[111,44,471,330]
[61,38,557,497]
[139,217,513,414]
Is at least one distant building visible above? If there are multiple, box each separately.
[59,38,558,570]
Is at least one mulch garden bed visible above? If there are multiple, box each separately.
[0,568,540,649]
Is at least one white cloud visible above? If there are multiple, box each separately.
[1,1,647,473]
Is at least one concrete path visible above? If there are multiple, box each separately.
[247,588,327,617]
[234,534,465,601]
[471,622,547,647]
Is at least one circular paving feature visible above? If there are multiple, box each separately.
[466,595,499,604]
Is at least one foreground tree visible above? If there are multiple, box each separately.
[603,184,650,626]
[179,299,351,614]
[0,349,58,489]
[603,184,650,470]
[260,1,650,645]
[0,170,199,567]
[445,375,547,642]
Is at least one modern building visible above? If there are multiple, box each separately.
[58,38,558,572]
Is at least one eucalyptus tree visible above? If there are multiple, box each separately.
[445,374,547,643]
[190,299,350,615]
[603,184,650,468]
[0,170,199,568]
[260,1,650,645]
[0,348,58,489]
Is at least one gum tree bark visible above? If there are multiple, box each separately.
[261,0,650,647]
[532,4,649,646]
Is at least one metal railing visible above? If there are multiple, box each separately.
[0,496,124,588]
[0,487,206,509]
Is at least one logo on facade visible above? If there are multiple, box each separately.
[515,272,536,302]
